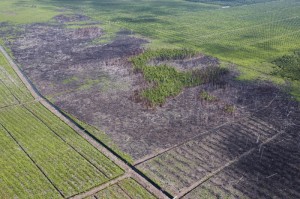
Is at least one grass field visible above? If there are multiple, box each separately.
[0,50,124,198]
[0,50,33,107]
[34,0,299,98]
[86,178,156,199]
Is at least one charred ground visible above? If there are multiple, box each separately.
[1,12,299,199]
[2,14,298,161]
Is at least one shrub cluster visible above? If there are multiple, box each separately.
[131,49,227,106]
[272,51,300,81]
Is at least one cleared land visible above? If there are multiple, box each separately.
[182,128,300,199]
[0,0,299,199]
[137,116,280,195]
[0,0,299,159]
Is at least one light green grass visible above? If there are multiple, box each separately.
[0,125,62,199]
[25,102,124,178]
[0,51,33,107]
[0,105,111,197]
[118,178,156,199]
[200,91,218,102]
[1,0,300,97]
[0,45,124,198]
[36,0,300,97]
[0,0,59,24]
[88,178,156,199]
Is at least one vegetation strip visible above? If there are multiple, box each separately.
[23,105,112,179]
[70,174,130,199]
[0,125,62,198]
[87,178,157,199]
[0,123,65,198]
[0,99,38,111]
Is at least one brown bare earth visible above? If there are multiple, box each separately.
[2,14,300,199]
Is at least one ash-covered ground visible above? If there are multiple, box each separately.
[3,14,299,162]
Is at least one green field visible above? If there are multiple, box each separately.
[0,50,124,198]
[86,178,156,199]
[37,0,299,98]
[0,51,33,107]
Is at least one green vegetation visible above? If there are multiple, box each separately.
[185,0,275,6]
[131,48,228,105]
[118,178,156,199]
[0,1,59,24]
[25,102,124,178]
[0,51,33,107]
[34,0,299,98]
[87,178,156,199]
[131,49,202,105]
[0,125,61,199]
[200,91,218,102]
[224,104,236,113]
[272,51,300,81]
[0,47,124,198]
[0,105,123,198]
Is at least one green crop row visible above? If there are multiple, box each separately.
[87,178,156,199]
[0,51,33,107]
[0,105,122,198]
[25,102,124,178]
[0,125,62,199]
[118,178,156,199]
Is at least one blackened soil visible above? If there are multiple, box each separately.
[4,15,300,162]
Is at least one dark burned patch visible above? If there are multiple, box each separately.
[7,22,146,97]
[183,124,300,199]
[6,19,300,163]
[0,22,9,27]
[182,103,300,199]
[53,14,91,23]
